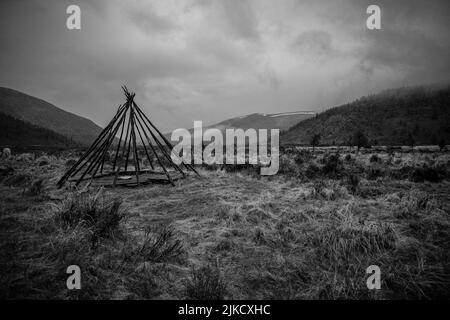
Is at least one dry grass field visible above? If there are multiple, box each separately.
[1,148,449,299]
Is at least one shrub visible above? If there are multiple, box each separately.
[223,163,259,175]
[253,227,267,245]
[4,173,32,187]
[305,163,320,179]
[185,264,226,300]
[369,154,380,163]
[28,179,45,196]
[215,238,234,252]
[55,189,125,246]
[0,165,14,181]
[384,156,393,165]
[311,179,327,197]
[202,163,220,171]
[346,173,360,194]
[389,166,412,180]
[294,153,304,165]
[367,167,383,180]
[49,225,93,265]
[410,166,442,183]
[322,153,343,178]
[277,155,297,175]
[344,154,352,162]
[136,225,184,263]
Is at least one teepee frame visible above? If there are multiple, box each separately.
[57,86,198,188]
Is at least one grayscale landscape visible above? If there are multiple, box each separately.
[0,0,449,301]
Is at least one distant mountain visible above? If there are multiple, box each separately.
[169,111,315,144]
[282,85,450,146]
[0,112,79,149]
[0,87,104,146]
[207,111,316,132]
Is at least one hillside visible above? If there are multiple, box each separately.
[282,85,450,146]
[0,112,79,149]
[210,111,316,132]
[0,87,103,146]
[169,111,315,144]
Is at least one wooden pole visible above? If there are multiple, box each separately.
[131,105,174,185]
[130,107,140,186]
[112,104,127,172]
[133,104,185,177]
[133,102,200,176]
[113,103,133,185]
[57,104,126,186]
[89,108,128,182]
[70,106,127,183]
[75,108,128,186]
[101,111,126,173]
[134,118,155,170]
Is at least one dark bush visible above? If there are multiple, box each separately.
[322,154,343,178]
[305,163,320,179]
[55,191,125,246]
[136,225,184,263]
[346,173,360,194]
[367,167,383,180]
[0,165,14,181]
[202,163,220,171]
[223,163,259,175]
[369,154,380,163]
[28,179,45,196]
[389,166,413,180]
[3,173,32,187]
[185,264,226,300]
[294,153,304,165]
[410,166,442,183]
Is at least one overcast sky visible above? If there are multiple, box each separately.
[0,0,449,131]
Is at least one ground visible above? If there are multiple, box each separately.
[0,148,449,299]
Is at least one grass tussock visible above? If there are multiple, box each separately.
[310,222,397,266]
[54,188,125,246]
[27,178,45,196]
[185,263,227,300]
[135,225,185,263]
[393,189,438,219]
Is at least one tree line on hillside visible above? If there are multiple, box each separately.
[0,112,80,149]
[308,129,446,151]
[282,85,450,147]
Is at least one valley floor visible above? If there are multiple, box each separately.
[1,150,449,299]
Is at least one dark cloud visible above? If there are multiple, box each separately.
[0,0,448,132]
[127,5,177,35]
[359,28,450,83]
[219,0,260,41]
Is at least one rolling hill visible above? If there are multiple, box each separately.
[207,111,316,132]
[0,87,103,146]
[169,111,316,144]
[282,85,450,146]
[0,112,80,149]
